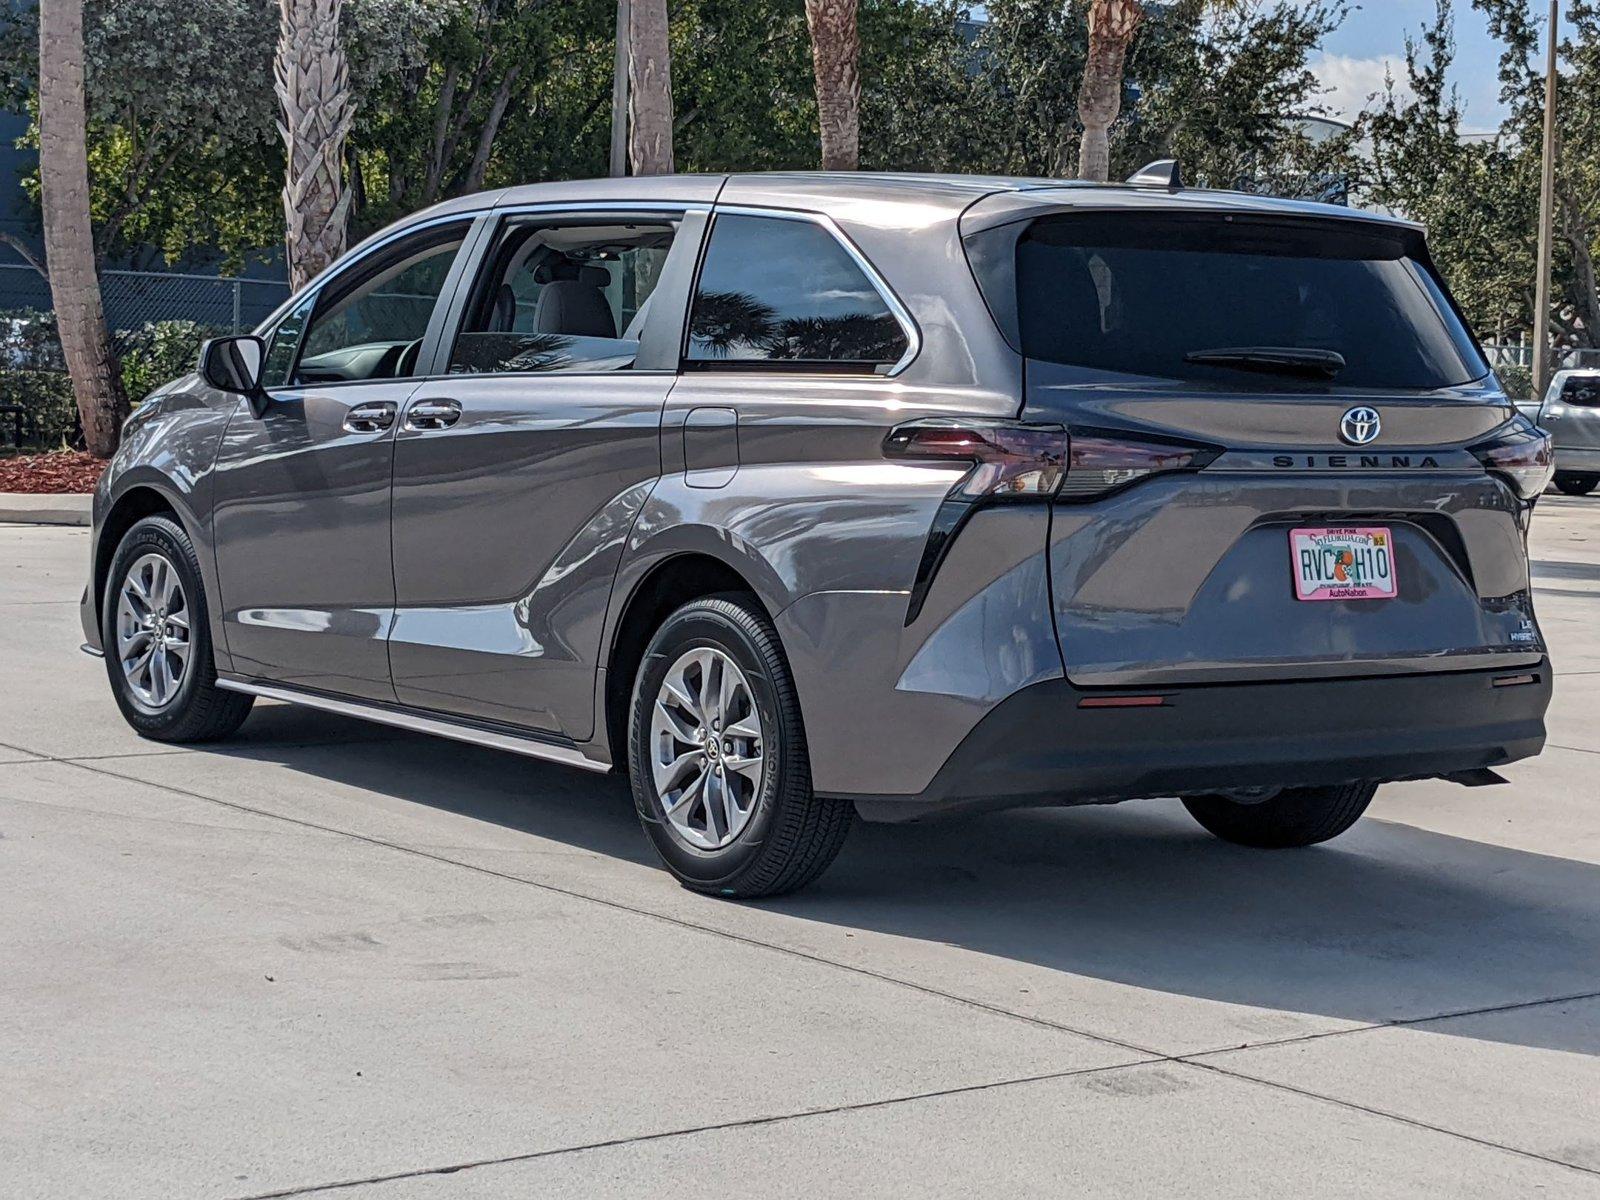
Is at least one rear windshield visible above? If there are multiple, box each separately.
[1015,214,1487,390]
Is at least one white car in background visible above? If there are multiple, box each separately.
[1526,369,1600,496]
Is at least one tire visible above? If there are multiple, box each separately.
[1553,473,1599,497]
[102,514,254,743]
[1182,781,1377,849]
[627,594,852,898]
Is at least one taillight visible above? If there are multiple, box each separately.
[881,419,1067,499]
[1470,418,1554,501]
[883,419,1214,624]
[1056,429,1221,501]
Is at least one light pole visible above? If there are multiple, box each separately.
[609,0,631,178]
[1532,0,1560,399]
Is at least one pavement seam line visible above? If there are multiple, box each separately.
[1177,1059,1600,1180]
[229,1045,1600,1198]
[56,749,1600,1064]
[222,1058,1173,1200]
[52,753,1164,1058]
[1178,987,1600,1060]
[33,749,1600,1182]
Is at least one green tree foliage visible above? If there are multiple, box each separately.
[0,0,1358,267]
[1362,3,1536,345]
[1135,0,1354,196]
[1473,0,1600,349]
[954,0,1351,185]
[1362,0,1600,352]
[0,0,460,266]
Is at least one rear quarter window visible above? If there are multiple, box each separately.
[1011,213,1487,391]
[684,213,909,372]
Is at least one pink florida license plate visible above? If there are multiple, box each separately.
[1289,527,1398,601]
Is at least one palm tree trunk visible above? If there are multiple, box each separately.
[627,0,674,175]
[275,0,355,290]
[804,0,860,171]
[37,0,127,459]
[1075,0,1143,182]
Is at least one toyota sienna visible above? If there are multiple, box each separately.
[81,168,1555,897]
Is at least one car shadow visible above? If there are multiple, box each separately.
[214,703,1600,1058]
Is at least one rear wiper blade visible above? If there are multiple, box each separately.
[1183,346,1347,379]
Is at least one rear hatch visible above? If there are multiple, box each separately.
[964,198,1545,686]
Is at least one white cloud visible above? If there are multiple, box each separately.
[1310,53,1410,121]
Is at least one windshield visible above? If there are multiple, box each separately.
[1014,213,1487,390]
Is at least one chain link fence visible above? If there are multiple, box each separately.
[1484,342,1600,401]
[0,264,290,450]
[0,263,290,336]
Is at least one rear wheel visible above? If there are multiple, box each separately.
[627,594,852,898]
[103,515,254,742]
[1182,781,1377,849]
[1554,472,1599,496]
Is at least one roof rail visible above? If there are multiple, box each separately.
[1126,159,1184,190]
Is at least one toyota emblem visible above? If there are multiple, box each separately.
[1340,407,1382,446]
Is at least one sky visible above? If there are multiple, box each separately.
[1299,1,1562,135]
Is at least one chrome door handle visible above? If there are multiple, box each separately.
[343,401,397,433]
[405,398,462,431]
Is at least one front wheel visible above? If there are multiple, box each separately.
[627,595,852,899]
[102,515,254,742]
[1554,472,1600,497]
[1182,781,1377,849]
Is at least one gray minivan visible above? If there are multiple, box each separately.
[81,169,1555,897]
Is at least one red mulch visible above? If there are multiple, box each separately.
[0,449,107,494]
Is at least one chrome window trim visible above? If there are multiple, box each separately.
[489,200,709,217]
[691,204,923,378]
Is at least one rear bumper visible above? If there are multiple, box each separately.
[845,662,1551,821]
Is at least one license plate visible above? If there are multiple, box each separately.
[1290,526,1398,601]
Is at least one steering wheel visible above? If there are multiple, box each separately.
[393,338,425,378]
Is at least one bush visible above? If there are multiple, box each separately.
[0,308,66,372]
[0,312,224,449]
[118,319,223,402]
[1497,365,1535,402]
[0,366,78,449]
[0,309,77,448]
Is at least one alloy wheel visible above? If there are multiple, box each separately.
[649,646,766,850]
[115,552,192,710]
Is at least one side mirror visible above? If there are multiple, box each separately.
[199,336,268,415]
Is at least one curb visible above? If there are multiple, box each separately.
[0,493,92,526]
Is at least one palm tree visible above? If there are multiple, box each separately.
[1075,0,1247,182]
[1076,0,1143,181]
[628,0,674,174]
[689,291,779,356]
[276,0,355,290]
[37,0,127,458]
[804,0,861,171]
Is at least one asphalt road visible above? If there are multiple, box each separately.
[4,498,1600,1198]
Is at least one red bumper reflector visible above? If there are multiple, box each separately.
[1492,673,1539,688]
[1078,695,1168,709]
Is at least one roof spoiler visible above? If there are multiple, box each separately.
[1126,159,1183,190]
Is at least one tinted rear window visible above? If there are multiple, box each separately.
[685,213,908,371]
[1016,214,1487,390]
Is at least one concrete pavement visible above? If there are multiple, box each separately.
[3,502,1599,1198]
